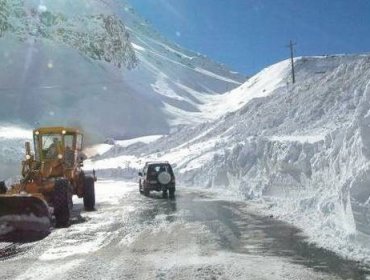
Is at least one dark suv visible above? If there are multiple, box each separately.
[138,161,176,198]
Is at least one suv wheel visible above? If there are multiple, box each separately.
[139,182,144,194]
[169,187,175,198]
[162,190,168,198]
[144,187,150,196]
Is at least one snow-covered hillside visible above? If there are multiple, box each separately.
[0,0,245,140]
[87,54,370,263]
[0,124,32,179]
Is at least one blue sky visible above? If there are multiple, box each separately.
[128,0,370,75]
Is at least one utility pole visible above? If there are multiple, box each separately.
[287,40,296,84]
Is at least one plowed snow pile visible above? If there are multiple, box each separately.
[89,54,370,263]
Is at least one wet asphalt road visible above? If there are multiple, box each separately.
[0,180,370,280]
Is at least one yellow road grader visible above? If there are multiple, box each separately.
[0,127,96,240]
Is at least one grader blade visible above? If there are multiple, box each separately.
[0,195,51,241]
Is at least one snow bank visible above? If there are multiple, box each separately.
[90,54,370,263]
[176,55,370,262]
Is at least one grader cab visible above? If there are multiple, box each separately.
[0,127,96,240]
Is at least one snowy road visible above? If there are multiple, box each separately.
[0,180,370,280]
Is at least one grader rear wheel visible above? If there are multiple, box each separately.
[83,176,95,211]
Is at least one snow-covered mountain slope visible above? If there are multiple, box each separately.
[0,0,245,140]
[87,54,370,262]
[115,1,245,126]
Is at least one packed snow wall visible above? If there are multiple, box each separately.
[175,55,370,260]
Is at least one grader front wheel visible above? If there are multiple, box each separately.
[53,179,72,228]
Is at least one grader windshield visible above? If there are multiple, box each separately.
[41,134,63,160]
[33,128,83,163]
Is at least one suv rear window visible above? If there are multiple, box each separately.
[147,164,173,175]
